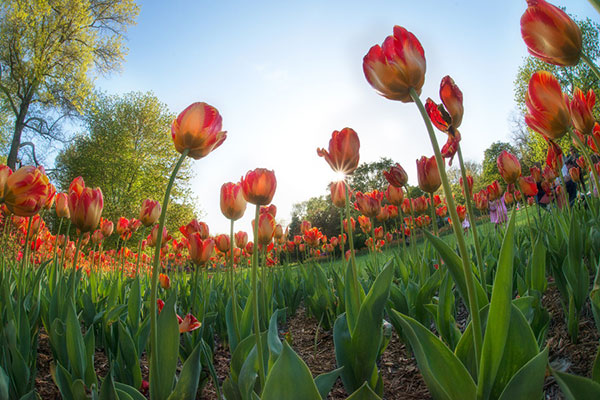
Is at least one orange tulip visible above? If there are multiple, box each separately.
[180,219,209,239]
[363,25,426,102]
[300,220,312,234]
[215,234,230,253]
[546,140,563,175]
[100,219,114,237]
[91,230,104,245]
[171,102,227,159]
[219,183,246,221]
[530,166,542,182]
[570,88,596,136]
[241,168,276,206]
[524,71,571,141]
[317,128,360,175]
[474,190,489,211]
[273,224,283,240]
[0,164,12,199]
[260,204,277,218]
[518,176,539,197]
[385,184,404,206]
[456,205,467,222]
[587,123,600,154]
[159,273,171,289]
[116,217,130,236]
[303,227,323,248]
[178,314,201,333]
[387,204,398,219]
[426,75,463,139]
[401,198,411,215]
[520,0,582,66]
[487,180,502,202]
[497,151,521,184]
[3,166,50,217]
[55,193,70,219]
[44,183,56,210]
[504,192,514,206]
[253,212,276,246]
[354,190,383,218]
[235,231,248,249]
[330,181,349,208]
[436,205,447,217]
[383,163,408,187]
[416,156,441,193]
[148,225,171,248]
[68,178,103,233]
[358,215,372,234]
[412,196,429,214]
[459,175,474,196]
[569,167,581,183]
[376,207,390,222]
[374,226,384,240]
[188,234,214,265]
[139,199,161,227]
[343,217,355,233]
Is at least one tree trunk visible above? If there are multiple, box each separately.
[6,97,32,170]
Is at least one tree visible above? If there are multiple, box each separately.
[447,159,483,203]
[55,91,198,235]
[0,0,139,169]
[512,17,600,168]
[482,142,517,188]
[347,157,394,193]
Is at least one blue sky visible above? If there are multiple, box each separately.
[96,0,598,235]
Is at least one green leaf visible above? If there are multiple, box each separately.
[552,368,600,399]
[65,301,86,381]
[477,208,517,400]
[117,323,141,389]
[99,373,118,400]
[333,313,355,393]
[345,382,382,400]
[391,310,476,400]
[113,383,146,400]
[267,310,283,370]
[168,340,203,400]
[0,366,9,400]
[529,239,547,295]
[314,367,343,399]
[261,342,321,400]
[150,293,179,400]
[127,277,141,329]
[498,347,548,400]
[592,345,600,384]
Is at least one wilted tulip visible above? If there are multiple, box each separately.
[520,0,582,66]
[330,181,349,208]
[178,314,201,333]
[317,128,360,175]
[241,168,277,206]
[215,234,230,253]
[3,166,50,217]
[416,156,441,193]
[171,102,227,159]
[363,25,426,102]
[571,88,596,136]
[139,199,161,227]
[354,190,383,218]
[497,151,521,184]
[383,163,408,187]
[524,71,571,141]
[235,231,248,249]
[518,176,539,197]
[385,184,404,206]
[220,182,247,221]
[188,234,214,265]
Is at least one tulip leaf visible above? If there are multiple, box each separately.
[127,277,141,329]
[65,300,86,381]
[552,368,600,399]
[593,345,600,384]
[151,293,179,400]
[99,372,118,400]
[390,310,476,400]
[477,208,516,400]
[314,367,343,399]
[114,383,146,400]
[345,382,383,400]
[497,347,548,400]
[529,239,547,295]
[226,299,239,352]
[333,313,355,392]
[0,366,9,400]
[117,322,141,390]
[267,310,283,369]
[168,340,203,400]
[261,342,321,400]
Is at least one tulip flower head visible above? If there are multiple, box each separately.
[425,76,463,160]
[487,180,502,202]
[139,199,161,227]
[188,234,214,265]
[220,182,247,221]
[358,215,372,234]
[55,192,70,219]
[546,140,563,175]
[385,184,404,206]
[530,165,542,182]
[524,71,571,141]
[67,177,103,233]
[317,128,360,176]
[456,205,467,222]
[215,234,230,253]
[569,166,581,183]
[416,156,442,193]
[354,190,383,218]
[100,219,114,237]
[383,163,408,187]
[520,0,582,66]
[330,181,349,208]
[241,168,276,206]
[159,273,171,289]
[0,164,12,199]
[253,212,276,246]
[3,166,51,217]
[180,219,209,239]
[234,231,248,249]
[300,220,312,235]
[171,102,227,160]
[497,151,521,184]
[570,88,596,136]
[363,25,426,102]
[518,176,539,197]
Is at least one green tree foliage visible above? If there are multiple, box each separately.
[512,17,600,168]
[447,159,483,204]
[482,141,517,189]
[0,0,139,169]
[347,157,394,193]
[55,91,198,236]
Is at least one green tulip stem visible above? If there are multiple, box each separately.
[251,204,266,391]
[52,217,64,267]
[582,52,600,81]
[339,213,345,258]
[229,218,241,344]
[134,226,146,276]
[149,149,188,399]
[428,193,439,237]
[344,181,362,332]
[71,232,83,300]
[457,145,486,291]
[524,200,536,247]
[410,87,482,369]
[60,219,71,274]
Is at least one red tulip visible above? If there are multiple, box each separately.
[188,234,214,265]
[245,241,254,256]
[530,166,542,182]
[436,205,447,217]
[180,219,209,239]
[358,215,372,234]
[116,217,130,236]
[44,183,56,210]
[514,190,523,202]
[542,165,556,182]
[317,128,360,175]
[128,218,142,234]
[546,140,563,175]
[385,184,404,206]
[100,219,114,237]
[215,234,230,253]
[456,205,467,222]
[260,204,277,218]
[497,151,521,184]
[354,190,383,218]
[219,181,247,221]
[68,178,103,233]
[520,0,582,66]
[3,166,51,217]
[374,226,384,240]
[330,181,349,208]
[587,123,600,154]
[570,87,596,136]
[527,196,536,206]
[487,180,502,202]
[416,156,441,193]
[343,218,355,233]
[401,198,411,215]
[569,167,581,183]
[235,231,248,249]
[55,193,70,219]
[376,207,389,222]
[518,176,539,197]
[363,25,426,102]
[383,163,408,187]
[241,168,276,206]
[387,204,398,219]
[139,199,161,227]
[475,190,490,210]
[91,230,104,245]
[148,225,171,248]
[303,227,323,248]
[159,273,170,289]
[171,102,227,159]
[253,212,276,246]
[524,71,571,141]
[178,313,201,333]
[412,196,429,214]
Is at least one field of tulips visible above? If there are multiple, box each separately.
[3,1,600,399]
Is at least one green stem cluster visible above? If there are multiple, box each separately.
[251,204,266,390]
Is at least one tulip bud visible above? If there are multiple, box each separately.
[100,219,114,237]
[330,181,349,208]
[383,163,408,187]
[245,241,254,256]
[570,88,596,136]
[139,199,161,227]
[416,156,441,194]
[317,128,360,175]
[55,193,70,219]
[220,182,247,221]
[524,71,571,141]
[504,191,514,206]
[241,168,277,206]
[274,224,283,240]
[497,151,521,184]
[521,0,582,66]
[171,102,227,159]
[569,167,580,183]
[363,25,426,102]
